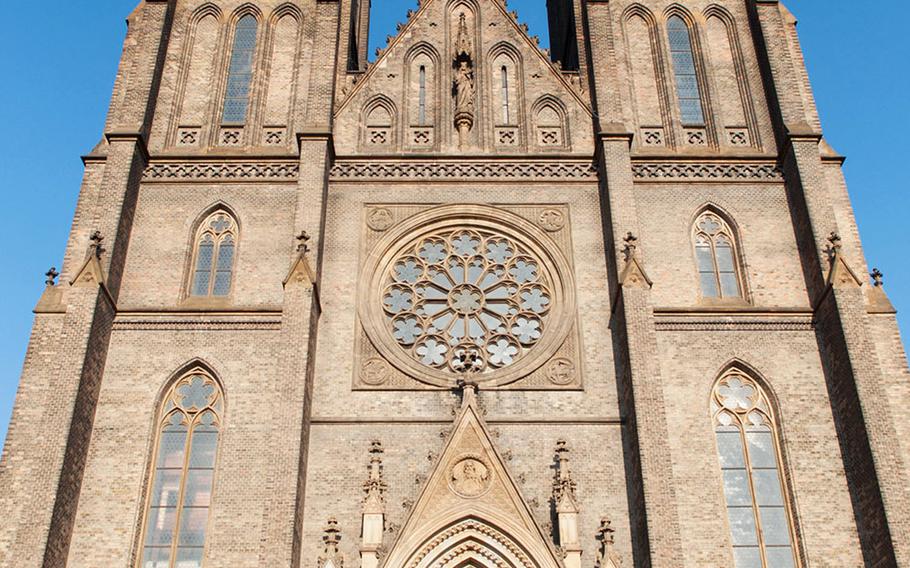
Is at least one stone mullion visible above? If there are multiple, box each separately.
[258,138,331,566]
[785,139,910,566]
[599,135,685,567]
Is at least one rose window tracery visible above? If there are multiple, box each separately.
[382,228,553,375]
[359,205,576,388]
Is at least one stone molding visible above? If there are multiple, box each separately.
[631,161,783,181]
[654,318,814,332]
[112,314,282,331]
[143,161,299,182]
[330,160,598,182]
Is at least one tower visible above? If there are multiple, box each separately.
[1,1,908,568]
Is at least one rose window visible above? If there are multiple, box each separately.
[381,228,554,375]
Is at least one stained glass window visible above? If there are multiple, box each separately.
[693,211,742,299]
[418,66,427,125]
[667,16,705,125]
[190,211,237,297]
[501,66,510,124]
[222,15,258,124]
[712,369,798,568]
[382,227,554,376]
[141,370,223,568]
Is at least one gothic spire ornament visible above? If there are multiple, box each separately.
[453,12,475,148]
[318,518,344,568]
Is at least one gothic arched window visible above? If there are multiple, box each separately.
[221,15,258,124]
[667,15,705,125]
[712,368,798,568]
[140,368,224,568]
[418,65,427,125]
[693,211,742,299]
[190,211,237,297]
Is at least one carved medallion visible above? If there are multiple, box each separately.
[538,209,566,232]
[367,208,395,231]
[449,455,492,498]
[361,358,392,385]
[546,358,575,385]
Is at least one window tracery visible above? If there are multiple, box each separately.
[383,228,552,375]
[190,211,237,297]
[222,15,258,125]
[140,368,224,568]
[667,15,705,126]
[358,205,577,389]
[693,211,742,299]
[712,369,798,568]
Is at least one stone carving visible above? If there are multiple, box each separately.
[594,518,622,568]
[331,161,597,181]
[366,208,395,231]
[538,209,566,232]
[144,162,299,181]
[361,358,392,385]
[318,518,344,568]
[631,162,782,181]
[450,455,492,498]
[546,358,575,385]
[453,13,475,147]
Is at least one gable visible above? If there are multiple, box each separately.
[380,389,563,568]
[334,0,593,155]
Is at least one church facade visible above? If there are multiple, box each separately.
[1,0,909,566]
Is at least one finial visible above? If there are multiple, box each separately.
[45,267,59,287]
[595,517,621,568]
[622,232,638,262]
[452,345,483,375]
[553,439,578,506]
[320,517,342,558]
[872,268,884,287]
[89,231,105,259]
[296,231,311,254]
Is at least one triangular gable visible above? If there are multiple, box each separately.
[381,387,563,568]
[335,0,590,117]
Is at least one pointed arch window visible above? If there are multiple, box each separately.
[500,65,511,124]
[190,211,237,297]
[141,369,224,568]
[418,65,427,125]
[222,15,258,124]
[712,369,798,568]
[694,211,742,299]
[667,15,705,125]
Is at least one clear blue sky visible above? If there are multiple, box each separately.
[0,1,907,450]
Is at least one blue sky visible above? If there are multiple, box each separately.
[0,1,907,450]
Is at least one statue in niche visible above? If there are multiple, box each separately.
[452,12,475,147]
[453,61,475,117]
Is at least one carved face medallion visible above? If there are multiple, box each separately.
[449,456,492,498]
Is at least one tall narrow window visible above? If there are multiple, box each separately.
[667,16,705,125]
[191,211,237,297]
[712,369,798,568]
[500,66,510,123]
[418,65,427,125]
[222,15,258,124]
[694,211,742,299]
[141,368,224,568]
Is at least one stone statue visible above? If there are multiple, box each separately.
[454,61,475,116]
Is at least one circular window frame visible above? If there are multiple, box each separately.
[359,204,576,388]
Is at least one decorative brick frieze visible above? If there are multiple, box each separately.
[631,161,783,181]
[143,161,299,182]
[112,313,282,331]
[330,160,597,181]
